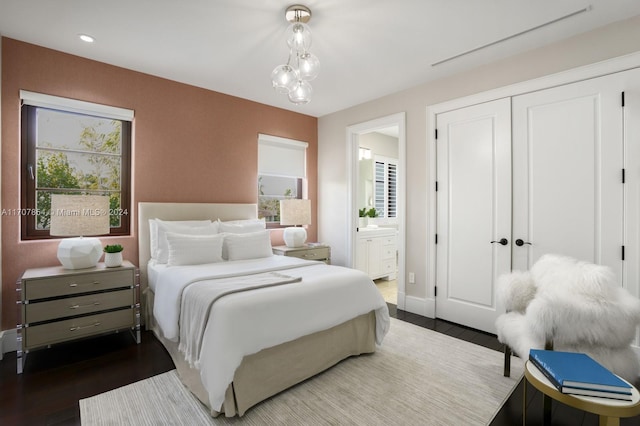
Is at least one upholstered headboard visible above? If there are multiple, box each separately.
[137,202,257,292]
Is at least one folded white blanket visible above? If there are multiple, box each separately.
[178,271,301,367]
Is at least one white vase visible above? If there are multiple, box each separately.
[104,251,123,268]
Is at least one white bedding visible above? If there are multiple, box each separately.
[151,255,390,412]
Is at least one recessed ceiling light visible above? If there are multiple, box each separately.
[78,34,95,43]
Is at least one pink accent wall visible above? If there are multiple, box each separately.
[1,38,318,330]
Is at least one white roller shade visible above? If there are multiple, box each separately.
[20,90,134,121]
[258,134,308,178]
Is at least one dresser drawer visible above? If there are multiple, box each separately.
[381,244,396,260]
[381,235,396,246]
[291,247,330,261]
[23,308,135,349]
[23,269,134,300]
[381,259,397,274]
[24,288,135,324]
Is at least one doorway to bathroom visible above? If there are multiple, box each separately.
[347,113,406,308]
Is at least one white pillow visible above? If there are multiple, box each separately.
[149,219,218,263]
[225,230,273,261]
[165,232,224,266]
[218,218,265,234]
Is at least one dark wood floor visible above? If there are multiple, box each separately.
[1,305,638,425]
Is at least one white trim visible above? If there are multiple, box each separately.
[428,50,640,116]
[427,50,640,324]
[404,295,435,318]
[427,110,438,316]
[347,112,406,310]
[20,90,134,121]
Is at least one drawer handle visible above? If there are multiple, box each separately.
[69,302,100,310]
[69,281,100,288]
[70,322,101,331]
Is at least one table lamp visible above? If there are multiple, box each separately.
[50,194,110,269]
[280,199,311,248]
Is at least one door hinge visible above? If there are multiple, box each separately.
[435,234,438,244]
[622,245,626,261]
[434,286,437,297]
[435,181,438,192]
[622,168,626,184]
[622,91,625,107]
[435,128,438,140]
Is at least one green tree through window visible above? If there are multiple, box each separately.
[22,105,131,239]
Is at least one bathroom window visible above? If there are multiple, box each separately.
[374,156,397,219]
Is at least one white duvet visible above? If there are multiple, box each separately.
[152,255,390,412]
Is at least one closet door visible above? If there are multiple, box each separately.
[511,73,627,280]
[435,98,512,334]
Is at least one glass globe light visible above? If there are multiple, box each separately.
[286,22,312,52]
[271,64,298,94]
[288,80,313,104]
[298,52,320,81]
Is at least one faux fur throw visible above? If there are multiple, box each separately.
[496,254,640,382]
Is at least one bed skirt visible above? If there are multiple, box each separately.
[144,288,377,417]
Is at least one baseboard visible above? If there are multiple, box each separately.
[0,328,18,360]
[403,295,435,318]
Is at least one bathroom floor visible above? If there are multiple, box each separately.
[375,278,397,305]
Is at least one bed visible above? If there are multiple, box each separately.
[138,202,390,417]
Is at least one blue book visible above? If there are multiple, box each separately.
[561,385,632,401]
[529,349,632,394]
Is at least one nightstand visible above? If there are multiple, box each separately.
[16,261,140,373]
[272,244,331,264]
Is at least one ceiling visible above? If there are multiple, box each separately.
[1,1,639,117]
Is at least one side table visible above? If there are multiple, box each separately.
[524,361,640,426]
[272,244,331,264]
[17,261,141,373]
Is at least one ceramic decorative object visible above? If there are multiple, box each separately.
[103,244,124,267]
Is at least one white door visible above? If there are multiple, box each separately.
[511,72,627,280]
[435,71,632,335]
[435,98,512,333]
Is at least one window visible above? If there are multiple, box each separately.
[374,156,398,219]
[257,134,307,226]
[20,91,133,239]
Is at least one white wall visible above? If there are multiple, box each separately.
[318,14,640,303]
[359,132,398,159]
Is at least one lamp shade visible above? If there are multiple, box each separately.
[280,199,311,248]
[50,194,110,269]
[50,194,110,236]
[280,199,311,226]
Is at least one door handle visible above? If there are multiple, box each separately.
[515,239,532,246]
[490,238,508,246]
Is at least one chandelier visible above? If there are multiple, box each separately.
[271,5,320,105]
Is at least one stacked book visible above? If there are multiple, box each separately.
[529,349,633,401]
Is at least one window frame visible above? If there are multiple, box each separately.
[257,134,308,228]
[20,102,132,240]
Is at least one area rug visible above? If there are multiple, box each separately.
[80,318,523,425]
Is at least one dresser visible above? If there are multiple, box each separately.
[17,261,140,373]
[272,244,331,264]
